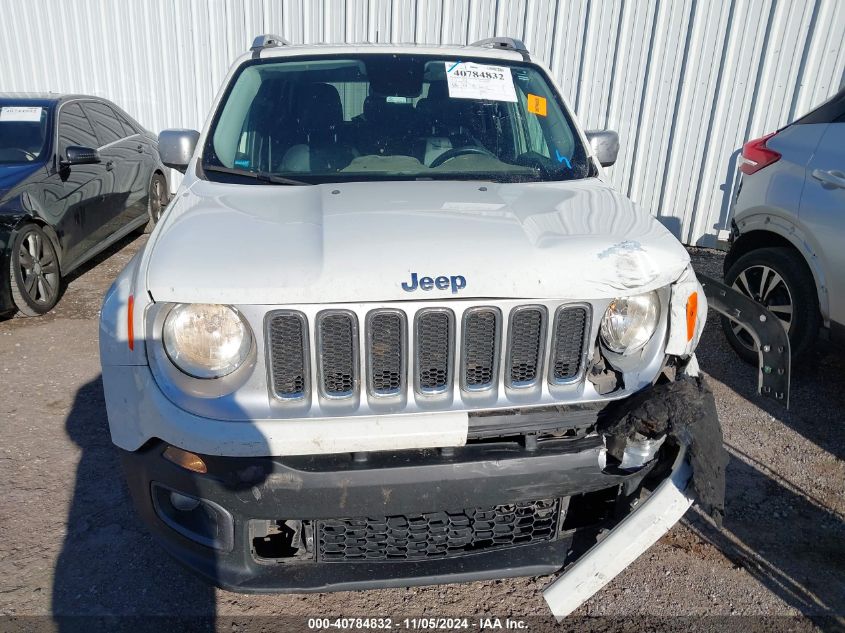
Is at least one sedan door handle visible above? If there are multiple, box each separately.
[105,160,114,171]
[136,144,143,153]
[811,168,845,189]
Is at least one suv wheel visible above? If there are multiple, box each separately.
[144,173,169,233]
[721,246,820,364]
[9,223,62,316]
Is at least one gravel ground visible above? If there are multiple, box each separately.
[0,235,843,632]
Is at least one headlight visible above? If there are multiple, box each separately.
[600,291,660,355]
[162,304,252,378]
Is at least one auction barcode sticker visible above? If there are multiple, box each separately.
[0,106,43,122]
[445,61,517,102]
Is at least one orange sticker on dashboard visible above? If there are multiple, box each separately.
[527,94,547,116]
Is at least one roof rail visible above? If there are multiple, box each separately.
[250,34,290,57]
[469,37,530,60]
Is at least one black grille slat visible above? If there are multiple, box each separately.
[417,311,452,392]
[508,308,545,386]
[318,499,559,562]
[463,309,498,388]
[551,307,588,381]
[369,312,404,396]
[267,312,308,399]
[318,313,357,397]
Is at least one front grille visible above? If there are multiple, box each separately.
[416,310,453,393]
[507,307,546,387]
[318,498,560,562]
[463,308,499,389]
[267,312,308,399]
[368,311,405,396]
[550,307,588,382]
[265,302,591,404]
[317,312,358,397]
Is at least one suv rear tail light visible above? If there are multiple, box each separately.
[739,132,781,175]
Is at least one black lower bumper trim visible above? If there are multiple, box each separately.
[119,434,649,592]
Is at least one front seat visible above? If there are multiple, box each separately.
[282,83,354,172]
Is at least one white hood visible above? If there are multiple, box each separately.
[145,178,690,304]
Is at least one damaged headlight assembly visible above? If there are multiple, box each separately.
[162,303,253,378]
[599,290,660,355]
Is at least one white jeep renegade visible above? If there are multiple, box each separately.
[99,36,739,616]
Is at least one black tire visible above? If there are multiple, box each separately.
[9,223,62,316]
[721,246,820,364]
[144,172,169,233]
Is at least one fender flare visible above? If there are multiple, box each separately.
[699,274,790,407]
[733,212,829,323]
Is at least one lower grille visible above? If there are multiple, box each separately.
[318,498,560,562]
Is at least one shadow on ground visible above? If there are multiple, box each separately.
[51,377,216,631]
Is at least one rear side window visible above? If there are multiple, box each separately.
[118,112,138,137]
[58,102,98,155]
[83,102,126,146]
[794,87,845,125]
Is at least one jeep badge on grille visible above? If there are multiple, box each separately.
[401,273,466,294]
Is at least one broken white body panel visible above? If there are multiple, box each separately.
[543,449,694,619]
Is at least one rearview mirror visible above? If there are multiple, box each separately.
[585,130,620,167]
[61,146,100,167]
[158,129,200,173]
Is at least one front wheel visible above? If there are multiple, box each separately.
[144,172,169,233]
[9,223,62,316]
[721,246,820,364]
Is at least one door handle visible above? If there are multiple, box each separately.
[811,168,845,189]
[136,144,143,153]
[105,160,114,171]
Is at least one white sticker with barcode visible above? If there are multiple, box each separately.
[0,106,43,122]
[445,61,517,102]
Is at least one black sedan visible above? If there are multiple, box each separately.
[0,93,168,315]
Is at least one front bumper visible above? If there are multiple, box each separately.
[118,375,721,595]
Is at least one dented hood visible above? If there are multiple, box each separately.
[145,178,690,304]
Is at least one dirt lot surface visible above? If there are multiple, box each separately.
[0,235,843,632]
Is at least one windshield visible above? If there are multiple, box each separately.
[203,54,591,184]
[0,104,49,164]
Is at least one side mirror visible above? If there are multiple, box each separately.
[585,130,620,168]
[158,129,200,173]
[61,146,100,167]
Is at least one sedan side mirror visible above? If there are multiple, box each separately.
[585,130,620,167]
[61,145,100,167]
[158,129,200,173]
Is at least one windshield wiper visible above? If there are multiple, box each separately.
[203,164,312,186]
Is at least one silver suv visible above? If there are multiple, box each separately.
[724,87,845,362]
[99,36,779,616]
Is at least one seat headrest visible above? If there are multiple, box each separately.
[297,83,344,133]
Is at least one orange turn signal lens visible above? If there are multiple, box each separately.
[686,292,698,342]
[163,446,208,474]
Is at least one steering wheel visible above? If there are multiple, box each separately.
[429,146,496,168]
